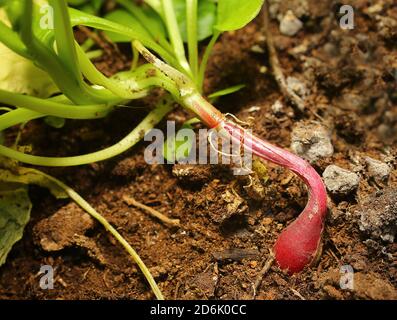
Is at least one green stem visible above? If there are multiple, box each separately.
[0,109,43,131]
[19,1,116,104]
[84,49,103,60]
[131,43,139,71]
[75,43,148,100]
[0,89,113,120]
[161,0,192,77]
[69,8,179,70]
[186,0,198,81]
[0,21,30,59]
[133,41,224,127]
[0,98,173,166]
[80,37,95,52]
[198,31,220,92]
[49,0,81,81]
[23,168,164,300]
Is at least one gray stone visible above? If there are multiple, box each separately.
[323,165,360,195]
[365,157,391,181]
[279,10,303,36]
[271,100,284,114]
[291,121,334,162]
[286,76,308,98]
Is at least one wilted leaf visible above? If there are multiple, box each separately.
[0,184,32,266]
[0,167,68,199]
[0,9,58,98]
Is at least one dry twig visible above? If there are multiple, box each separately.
[263,6,306,112]
[252,249,275,298]
[123,195,180,227]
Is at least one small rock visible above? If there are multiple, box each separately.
[250,44,265,54]
[357,188,397,243]
[322,165,360,195]
[365,157,391,182]
[271,100,284,114]
[280,10,303,37]
[286,76,308,98]
[291,121,334,162]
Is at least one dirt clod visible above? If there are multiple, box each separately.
[357,188,397,243]
[33,203,94,252]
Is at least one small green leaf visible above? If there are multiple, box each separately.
[44,116,66,129]
[104,8,165,43]
[80,2,103,15]
[208,84,246,99]
[0,184,32,266]
[215,0,264,32]
[174,0,216,42]
[163,122,195,163]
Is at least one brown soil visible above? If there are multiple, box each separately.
[1,1,397,300]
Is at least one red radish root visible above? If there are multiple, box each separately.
[219,120,328,274]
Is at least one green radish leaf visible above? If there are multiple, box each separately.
[0,184,32,266]
[79,0,104,15]
[208,84,246,99]
[143,4,167,38]
[44,116,66,129]
[104,8,165,43]
[174,0,216,42]
[67,0,90,6]
[163,122,195,163]
[104,10,146,43]
[109,1,166,42]
[69,7,173,63]
[215,0,264,31]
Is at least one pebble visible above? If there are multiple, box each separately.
[365,157,391,181]
[286,76,308,97]
[291,121,334,162]
[271,100,284,114]
[322,165,360,195]
[279,10,303,37]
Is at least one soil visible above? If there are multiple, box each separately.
[1,0,397,300]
